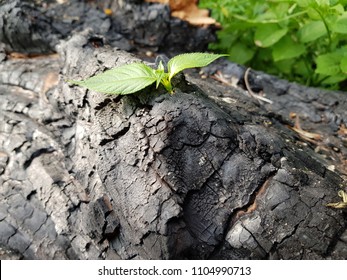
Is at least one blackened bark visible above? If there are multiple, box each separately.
[0,0,346,260]
[0,0,214,55]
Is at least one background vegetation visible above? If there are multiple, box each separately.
[199,0,347,90]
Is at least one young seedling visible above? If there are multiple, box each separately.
[68,53,227,95]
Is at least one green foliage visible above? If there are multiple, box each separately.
[70,63,157,95]
[69,53,226,95]
[167,53,227,80]
[199,0,347,90]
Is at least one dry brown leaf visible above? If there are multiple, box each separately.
[338,124,347,137]
[145,0,217,26]
[146,0,169,6]
[146,0,195,11]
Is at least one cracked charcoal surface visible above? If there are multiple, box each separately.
[0,0,346,260]
[202,61,347,178]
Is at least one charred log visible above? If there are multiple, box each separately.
[0,0,346,260]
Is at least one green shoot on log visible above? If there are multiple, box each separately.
[68,53,227,95]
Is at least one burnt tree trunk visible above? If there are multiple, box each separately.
[0,0,346,260]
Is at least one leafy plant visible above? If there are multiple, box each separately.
[199,0,347,90]
[68,53,226,95]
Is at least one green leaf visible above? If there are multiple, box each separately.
[340,56,347,73]
[167,53,227,81]
[299,21,327,42]
[293,60,311,77]
[272,35,306,61]
[275,59,295,75]
[315,0,330,8]
[254,24,288,48]
[321,74,346,84]
[273,2,291,18]
[332,13,347,34]
[69,63,157,95]
[229,42,255,64]
[330,4,345,14]
[295,0,314,8]
[155,61,166,88]
[306,7,321,20]
[315,52,343,76]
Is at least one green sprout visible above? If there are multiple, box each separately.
[68,53,227,95]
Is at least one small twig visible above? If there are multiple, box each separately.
[212,71,233,86]
[244,68,273,104]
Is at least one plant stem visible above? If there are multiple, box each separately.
[231,10,307,24]
[314,7,332,51]
[160,77,173,94]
